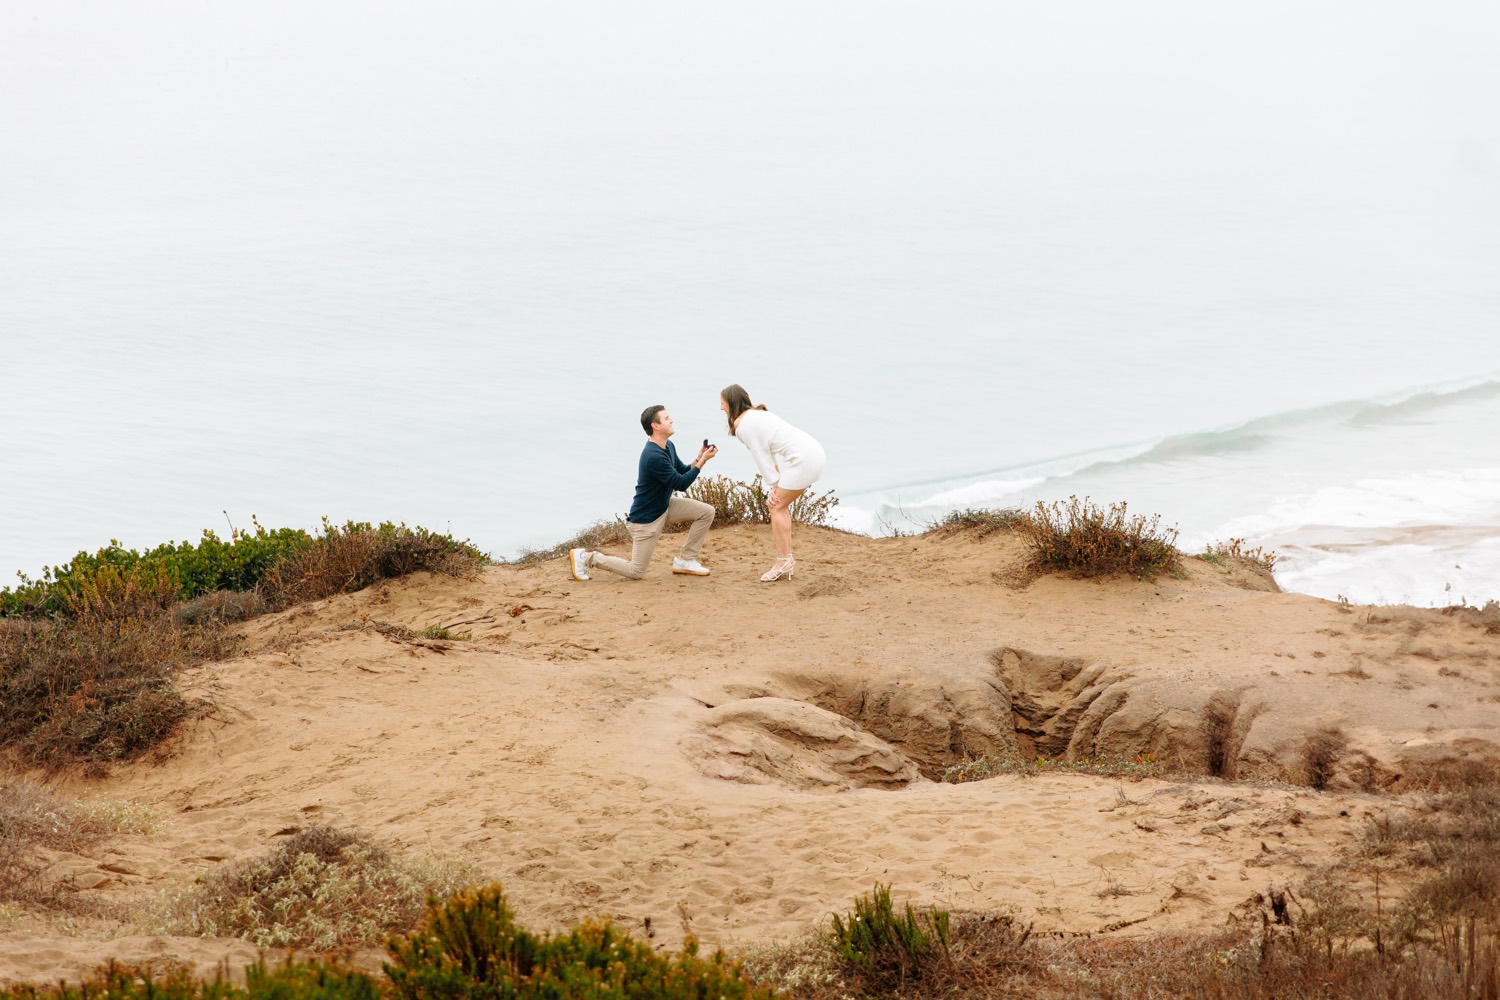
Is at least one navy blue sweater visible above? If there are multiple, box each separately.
[628,440,700,523]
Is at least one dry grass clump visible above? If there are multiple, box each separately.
[0,566,233,769]
[1017,496,1181,580]
[170,589,267,627]
[261,522,486,607]
[1364,769,1500,930]
[1301,726,1349,791]
[1025,921,1500,999]
[686,475,840,528]
[0,778,156,910]
[160,825,480,950]
[923,508,1029,539]
[744,884,1035,999]
[1441,599,1500,635]
[1200,537,1279,572]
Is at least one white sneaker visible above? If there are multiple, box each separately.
[569,548,591,581]
[672,557,711,576]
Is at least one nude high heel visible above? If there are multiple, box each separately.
[760,555,795,582]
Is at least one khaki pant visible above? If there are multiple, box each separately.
[589,497,714,580]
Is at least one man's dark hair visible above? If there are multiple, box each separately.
[640,405,666,435]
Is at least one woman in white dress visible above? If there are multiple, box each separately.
[720,384,827,582]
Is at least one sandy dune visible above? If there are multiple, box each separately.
[5,526,1498,984]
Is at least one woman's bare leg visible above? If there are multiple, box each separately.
[768,487,806,559]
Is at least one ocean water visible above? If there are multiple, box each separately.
[2,2,1498,607]
[836,378,1500,606]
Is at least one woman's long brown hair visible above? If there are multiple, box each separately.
[720,384,767,437]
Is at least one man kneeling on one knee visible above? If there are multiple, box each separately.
[571,405,718,581]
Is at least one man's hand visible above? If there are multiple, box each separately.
[694,444,718,469]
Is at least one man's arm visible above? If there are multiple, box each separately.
[646,446,702,491]
[674,442,718,474]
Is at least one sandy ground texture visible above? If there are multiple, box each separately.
[4,526,1498,984]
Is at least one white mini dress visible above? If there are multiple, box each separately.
[733,409,827,491]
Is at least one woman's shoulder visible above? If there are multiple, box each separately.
[736,408,775,431]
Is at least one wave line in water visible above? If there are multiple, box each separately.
[874,372,1500,511]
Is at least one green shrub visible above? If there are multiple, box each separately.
[1,519,487,619]
[161,826,479,950]
[828,884,950,990]
[1,519,311,618]
[242,962,384,1000]
[385,883,777,1000]
[0,959,380,1000]
[1018,496,1180,579]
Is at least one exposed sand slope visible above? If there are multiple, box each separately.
[5,527,1497,984]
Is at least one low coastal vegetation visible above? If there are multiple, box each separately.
[0,961,382,1000]
[0,520,486,769]
[924,507,1029,538]
[1,885,777,1000]
[1020,496,1181,579]
[5,761,1499,997]
[686,475,840,529]
[5,854,1499,998]
[0,568,230,770]
[929,496,1185,580]
[1200,536,1279,573]
[0,519,487,619]
[7,773,1498,997]
[382,885,775,1000]
[158,826,479,950]
[0,778,156,912]
[749,815,1500,999]
[930,496,1288,583]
